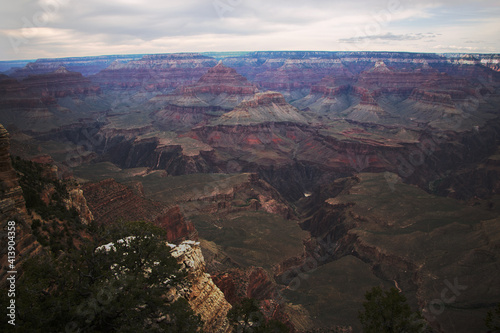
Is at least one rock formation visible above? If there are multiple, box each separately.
[91,53,218,91]
[151,62,259,129]
[0,124,42,284]
[180,62,258,97]
[170,240,232,333]
[82,178,197,242]
[96,238,233,332]
[214,91,307,125]
[2,50,500,331]
[63,187,94,225]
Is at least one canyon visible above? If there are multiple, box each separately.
[1,51,500,332]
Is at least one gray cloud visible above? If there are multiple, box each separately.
[0,0,499,60]
[339,32,437,44]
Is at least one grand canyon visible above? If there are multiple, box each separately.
[1,51,500,332]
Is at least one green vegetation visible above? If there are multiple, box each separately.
[12,156,85,253]
[5,220,202,332]
[485,303,500,332]
[228,298,288,333]
[358,286,426,333]
[12,156,79,223]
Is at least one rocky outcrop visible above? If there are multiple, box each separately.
[169,241,232,333]
[0,124,42,284]
[188,173,295,220]
[0,126,26,216]
[82,178,197,242]
[212,266,298,331]
[63,188,94,225]
[96,238,233,332]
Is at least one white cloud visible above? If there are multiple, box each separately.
[0,0,498,60]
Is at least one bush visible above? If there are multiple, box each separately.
[31,219,41,230]
[358,286,427,333]
[485,303,500,332]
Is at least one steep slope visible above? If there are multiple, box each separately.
[82,178,197,242]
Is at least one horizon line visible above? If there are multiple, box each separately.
[1,50,500,63]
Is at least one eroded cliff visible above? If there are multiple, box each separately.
[169,240,232,333]
[82,178,197,242]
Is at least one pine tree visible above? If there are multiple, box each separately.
[9,220,202,332]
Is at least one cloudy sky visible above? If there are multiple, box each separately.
[0,0,499,60]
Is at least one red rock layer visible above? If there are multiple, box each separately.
[181,62,258,96]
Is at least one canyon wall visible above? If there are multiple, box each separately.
[0,124,42,284]
[82,178,197,242]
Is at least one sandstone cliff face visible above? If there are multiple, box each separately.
[169,241,232,333]
[0,124,42,284]
[82,178,197,242]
